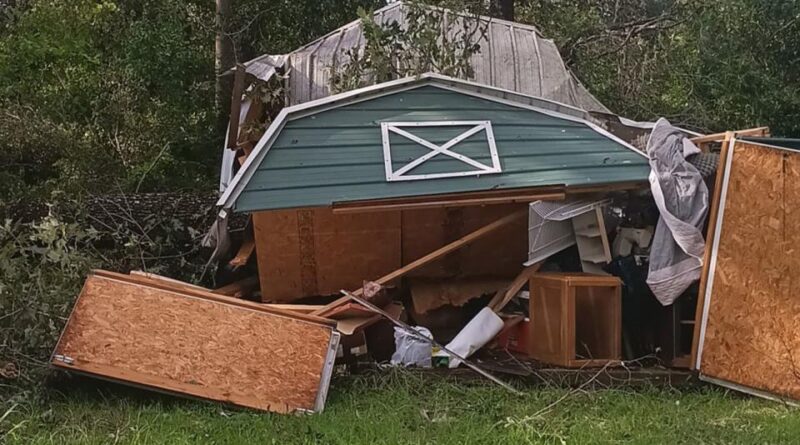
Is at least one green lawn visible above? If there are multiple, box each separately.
[2,370,799,444]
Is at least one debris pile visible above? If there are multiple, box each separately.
[49,18,797,407]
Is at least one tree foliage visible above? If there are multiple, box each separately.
[330,2,486,93]
[518,0,800,135]
[1,0,797,211]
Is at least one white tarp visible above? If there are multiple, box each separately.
[646,118,709,305]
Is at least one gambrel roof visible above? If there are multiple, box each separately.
[218,74,648,213]
[242,1,610,112]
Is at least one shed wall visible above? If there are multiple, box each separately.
[253,204,528,302]
[699,141,800,401]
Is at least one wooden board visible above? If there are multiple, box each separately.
[410,278,508,313]
[401,204,528,278]
[690,132,733,368]
[253,208,402,302]
[696,140,800,401]
[52,272,339,413]
[253,204,527,302]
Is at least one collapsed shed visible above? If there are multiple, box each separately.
[50,1,800,414]
[216,73,649,302]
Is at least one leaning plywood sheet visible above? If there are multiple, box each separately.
[696,140,800,402]
[52,271,340,413]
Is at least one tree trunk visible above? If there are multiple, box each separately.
[215,0,235,132]
[490,0,514,21]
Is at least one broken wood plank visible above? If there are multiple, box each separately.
[264,304,325,314]
[229,217,255,268]
[689,132,733,370]
[52,271,340,413]
[487,262,542,312]
[311,208,528,317]
[333,186,565,211]
[93,270,334,327]
[129,271,209,292]
[342,290,522,395]
[336,303,403,336]
[321,302,378,320]
[212,275,259,299]
[226,64,247,150]
[332,192,565,214]
[689,127,769,145]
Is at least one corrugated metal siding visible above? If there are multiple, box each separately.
[234,85,648,212]
[248,2,609,113]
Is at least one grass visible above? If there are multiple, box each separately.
[2,370,799,444]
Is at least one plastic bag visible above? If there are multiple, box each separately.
[390,326,433,368]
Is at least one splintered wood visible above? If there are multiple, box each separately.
[698,141,800,401]
[52,272,338,413]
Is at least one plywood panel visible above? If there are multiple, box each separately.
[253,208,401,302]
[255,204,526,302]
[52,272,338,413]
[529,279,565,364]
[312,209,402,296]
[401,204,528,278]
[253,209,304,301]
[699,141,800,400]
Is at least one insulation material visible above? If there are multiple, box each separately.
[409,278,508,314]
[52,272,340,413]
[697,141,800,401]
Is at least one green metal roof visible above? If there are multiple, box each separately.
[219,74,649,213]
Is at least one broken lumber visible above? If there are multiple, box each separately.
[226,64,246,150]
[487,262,542,312]
[690,132,733,369]
[93,270,333,326]
[689,127,769,145]
[311,208,528,317]
[342,290,522,395]
[228,218,255,268]
[212,275,259,299]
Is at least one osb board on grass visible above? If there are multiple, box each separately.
[698,141,800,401]
[52,272,339,413]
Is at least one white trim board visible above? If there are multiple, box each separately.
[694,136,737,370]
[381,120,501,181]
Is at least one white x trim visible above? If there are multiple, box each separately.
[381,121,502,181]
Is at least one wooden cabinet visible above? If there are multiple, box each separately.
[529,273,621,367]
